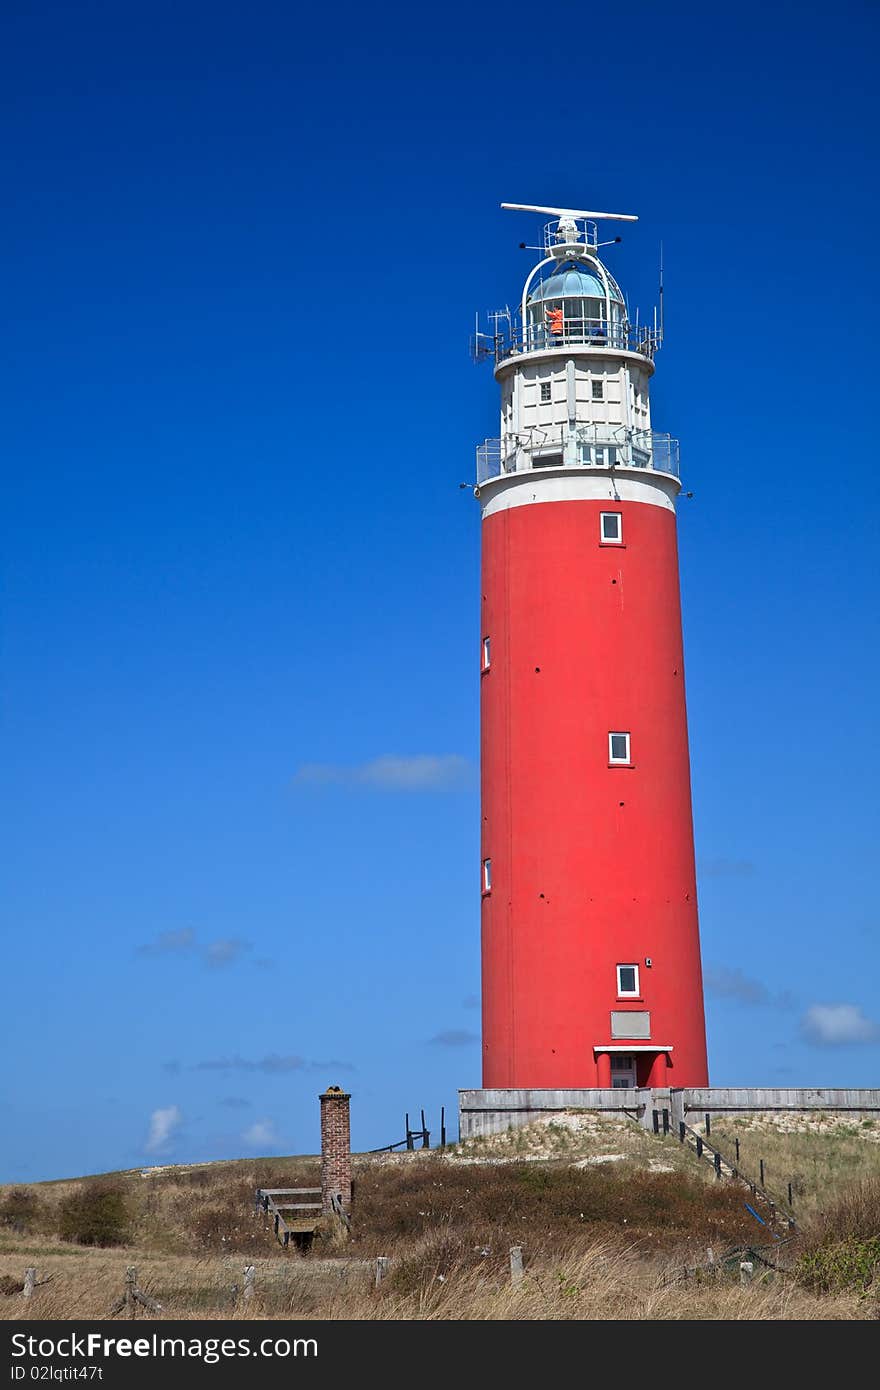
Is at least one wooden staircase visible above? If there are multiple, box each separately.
[675,1121,796,1233]
[255,1188,323,1249]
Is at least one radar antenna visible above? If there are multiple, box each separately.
[501,202,638,223]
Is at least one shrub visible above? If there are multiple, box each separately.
[0,1188,41,1233]
[797,1236,880,1294]
[58,1182,129,1247]
[795,1177,880,1293]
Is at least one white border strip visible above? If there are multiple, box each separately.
[480,470,679,519]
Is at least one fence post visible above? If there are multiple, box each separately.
[760,1159,765,1187]
[23,1268,36,1300]
[440,1106,446,1148]
[652,1109,659,1134]
[509,1246,524,1286]
[788,1181,793,1207]
[714,1152,721,1179]
[696,1135,703,1158]
[679,1121,685,1143]
[662,1109,670,1135]
[705,1112,711,1136]
[243,1266,255,1305]
[405,1114,413,1151]
[126,1267,137,1319]
[375,1256,390,1289]
[735,1138,740,1162]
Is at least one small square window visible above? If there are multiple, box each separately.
[482,636,491,670]
[592,379,604,401]
[609,731,631,764]
[540,382,551,403]
[600,511,622,543]
[617,964,639,996]
[482,858,492,893]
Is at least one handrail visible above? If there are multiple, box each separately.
[495,319,661,364]
[476,428,679,485]
[677,1122,796,1231]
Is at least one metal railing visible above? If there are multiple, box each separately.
[476,428,680,485]
[541,217,599,255]
[493,318,661,363]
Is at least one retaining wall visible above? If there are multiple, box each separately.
[459,1086,880,1138]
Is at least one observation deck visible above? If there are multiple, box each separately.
[476,427,679,486]
[472,318,662,367]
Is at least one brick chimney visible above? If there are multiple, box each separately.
[320,1086,352,1214]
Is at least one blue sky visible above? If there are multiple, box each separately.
[2,0,879,1181]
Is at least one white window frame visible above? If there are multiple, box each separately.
[592,379,605,401]
[482,858,492,893]
[540,381,552,403]
[616,964,640,998]
[482,636,491,670]
[600,511,622,544]
[608,731,631,764]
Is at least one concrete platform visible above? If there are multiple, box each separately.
[459,1086,880,1137]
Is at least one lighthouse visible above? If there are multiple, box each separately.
[474,202,709,1092]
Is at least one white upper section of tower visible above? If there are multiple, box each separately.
[473,203,677,495]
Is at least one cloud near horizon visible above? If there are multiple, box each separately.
[428,1029,480,1047]
[242,1119,278,1148]
[698,858,756,879]
[136,930,256,969]
[704,965,770,1006]
[193,1054,355,1074]
[704,964,797,1011]
[145,1105,183,1155]
[293,754,474,791]
[801,1004,880,1046]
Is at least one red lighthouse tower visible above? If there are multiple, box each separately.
[475,202,709,1092]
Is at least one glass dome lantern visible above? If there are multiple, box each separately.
[526,259,625,345]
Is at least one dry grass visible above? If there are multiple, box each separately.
[0,1235,869,1321]
[705,1114,880,1220]
[3,1115,880,1320]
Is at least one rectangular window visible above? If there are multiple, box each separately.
[609,731,631,764]
[482,636,491,670]
[617,964,639,997]
[592,379,604,401]
[600,511,622,543]
[540,382,552,402]
[482,858,492,893]
[593,446,617,467]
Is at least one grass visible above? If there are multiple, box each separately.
[705,1114,880,1221]
[0,1236,868,1321]
[3,1113,880,1319]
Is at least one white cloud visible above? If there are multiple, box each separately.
[242,1119,277,1148]
[293,754,473,791]
[802,1003,880,1046]
[145,1105,183,1154]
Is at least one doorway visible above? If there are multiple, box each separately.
[610,1054,636,1088]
